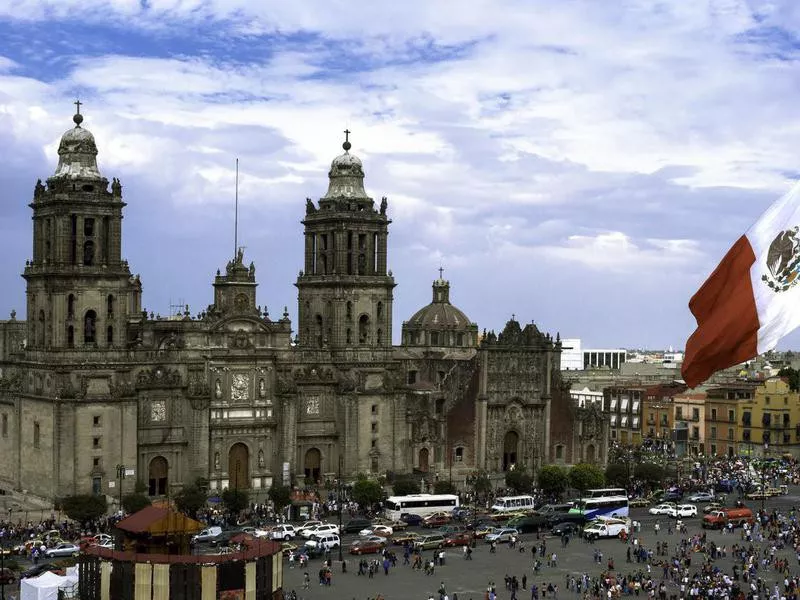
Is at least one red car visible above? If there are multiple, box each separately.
[349,539,385,555]
[443,532,473,547]
[422,514,451,528]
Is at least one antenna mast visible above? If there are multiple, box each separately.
[234,158,239,258]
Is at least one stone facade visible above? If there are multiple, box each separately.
[0,111,592,503]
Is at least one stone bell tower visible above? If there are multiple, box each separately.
[23,103,141,351]
[295,131,395,350]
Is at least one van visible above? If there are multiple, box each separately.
[414,534,446,550]
[583,518,629,540]
[305,533,340,551]
[507,514,548,533]
[192,526,223,544]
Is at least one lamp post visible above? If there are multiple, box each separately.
[115,464,126,513]
[761,442,769,516]
[1,529,5,600]
[337,456,343,563]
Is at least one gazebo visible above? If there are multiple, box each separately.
[115,505,204,555]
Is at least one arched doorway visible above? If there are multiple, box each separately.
[585,444,596,463]
[148,456,168,496]
[503,431,519,471]
[418,448,430,472]
[304,448,321,483]
[228,443,250,490]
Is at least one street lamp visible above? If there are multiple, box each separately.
[115,464,126,513]
[1,530,5,600]
[337,456,343,563]
[761,442,769,516]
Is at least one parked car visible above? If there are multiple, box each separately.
[703,502,723,514]
[667,504,698,518]
[296,543,325,558]
[302,523,340,539]
[268,525,297,541]
[583,519,628,541]
[507,514,547,534]
[388,520,408,531]
[349,538,385,555]
[45,543,80,558]
[663,490,683,502]
[688,491,715,502]
[551,521,582,536]
[628,497,649,508]
[400,513,424,526]
[296,521,323,536]
[413,534,446,550]
[648,503,676,516]
[443,532,473,547]
[392,531,422,546]
[485,528,519,544]
[304,533,340,551]
[474,525,499,539]
[342,519,373,534]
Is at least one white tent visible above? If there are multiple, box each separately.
[20,570,79,600]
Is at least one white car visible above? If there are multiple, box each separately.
[358,525,393,537]
[268,524,297,541]
[667,504,698,518]
[648,503,676,516]
[485,528,519,543]
[296,520,322,536]
[301,523,340,539]
[45,543,80,558]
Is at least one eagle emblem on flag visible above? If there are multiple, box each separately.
[762,226,800,292]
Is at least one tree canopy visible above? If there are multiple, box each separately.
[351,477,384,508]
[604,463,629,487]
[121,493,152,515]
[505,468,534,494]
[634,462,665,486]
[173,479,208,518]
[392,476,420,496]
[267,484,292,514]
[778,366,800,391]
[222,488,250,516]
[60,494,107,524]
[537,465,568,497]
[433,481,457,495]
[568,463,605,494]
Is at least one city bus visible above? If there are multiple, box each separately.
[384,494,460,520]
[490,495,536,513]
[568,495,629,520]
[584,488,627,499]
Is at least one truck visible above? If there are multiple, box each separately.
[701,507,754,529]
[582,517,629,540]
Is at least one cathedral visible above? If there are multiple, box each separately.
[0,108,607,504]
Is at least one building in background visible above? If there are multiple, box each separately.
[560,338,627,371]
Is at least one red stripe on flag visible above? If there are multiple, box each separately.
[682,235,760,388]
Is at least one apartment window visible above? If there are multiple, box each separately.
[711,408,717,421]
[371,404,377,415]
[710,427,717,439]
[728,428,734,441]
[610,415,618,426]
[92,437,101,448]
[93,457,100,468]
[610,399,617,410]
[455,447,464,462]
[785,397,789,405]
[407,371,417,385]
[763,413,772,426]
[611,430,617,439]
[1,414,6,437]
[632,400,640,412]
[728,410,735,422]
[371,422,378,433]
[743,429,751,441]
[620,398,629,411]
[692,408,700,421]
[765,396,771,405]
[632,416,640,428]
[33,422,40,449]
[784,433,791,444]
[742,411,751,426]
[93,415,101,427]
[676,407,683,420]
[711,444,717,455]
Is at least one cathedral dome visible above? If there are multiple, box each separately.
[323,133,368,199]
[402,275,478,348]
[52,108,103,180]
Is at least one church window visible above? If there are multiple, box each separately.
[67,326,74,348]
[315,314,323,348]
[371,439,376,448]
[93,437,101,448]
[1,414,7,437]
[70,215,77,265]
[358,315,370,345]
[33,422,40,449]
[430,331,439,345]
[84,310,97,344]
[311,235,317,274]
[457,333,464,346]
[346,302,353,319]
[376,302,383,319]
[93,457,100,468]
[357,253,366,275]
[358,234,366,250]
[83,240,95,266]
[84,217,95,237]
[102,216,110,262]
[346,328,352,344]
[555,445,564,460]
[37,310,45,347]
[371,404,377,414]
[107,294,114,317]
[347,232,354,274]
[407,370,417,385]
[454,447,464,462]
[93,415,101,427]
[371,422,378,433]
[67,294,75,320]
[107,325,113,345]
[376,329,383,345]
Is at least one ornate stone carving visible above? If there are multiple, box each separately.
[275,372,297,396]
[151,399,166,422]
[304,396,320,415]
[157,333,184,354]
[231,373,250,402]
[136,366,182,388]
[109,376,135,399]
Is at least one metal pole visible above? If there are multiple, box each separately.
[1,531,5,600]
[337,456,343,563]
[761,443,768,516]
[116,464,125,514]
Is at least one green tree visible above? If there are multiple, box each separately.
[174,479,208,518]
[537,465,568,497]
[472,472,492,497]
[351,477,384,509]
[433,481,457,495]
[634,462,665,487]
[267,484,293,515]
[505,469,534,494]
[121,493,152,514]
[60,494,108,524]
[778,366,800,391]
[604,463,629,487]
[392,475,420,496]
[568,463,605,496]
[222,488,250,516]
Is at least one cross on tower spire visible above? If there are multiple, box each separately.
[342,129,352,152]
[438,266,444,279]
[74,99,82,115]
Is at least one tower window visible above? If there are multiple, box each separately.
[346,302,353,319]
[102,216,110,262]
[315,314,323,348]
[377,301,383,320]
[358,253,366,275]
[457,333,464,346]
[33,422,40,449]
[107,325,113,345]
[407,370,417,385]
[455,447,464,462]
[107,294,114,317]
[67,294,75,320]
[84,310,97,344]
[70,215,77,265]
[83,240,95,266]
[430,331,439,345]
[84,217,95,237]
[359,315,370,345]
[37,310,45,347]
[376,329,383,345]
[67,326,74,348]
[346,328,352,344]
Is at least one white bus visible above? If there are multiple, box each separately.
[490,495,535,513]
[568,495,629,520]
[584,488,627,499]
[384,494,459,520]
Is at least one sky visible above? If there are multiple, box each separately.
[0,0,799,350]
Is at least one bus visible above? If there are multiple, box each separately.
[490,495,536,513]
[384,494,460,520]
[583,488,627,499]
[568,495,629,520]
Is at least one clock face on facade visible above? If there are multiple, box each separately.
[231,373,250,402]
[151,399,166,422]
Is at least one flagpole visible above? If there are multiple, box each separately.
[234,158,239,258]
